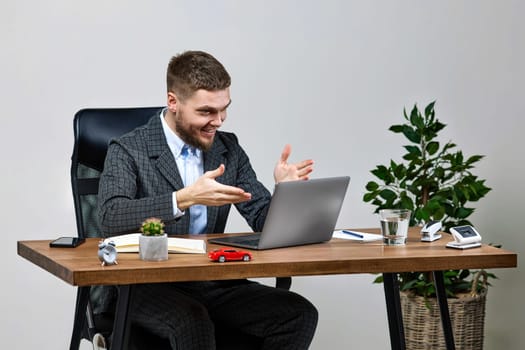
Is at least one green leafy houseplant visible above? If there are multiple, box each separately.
[363,101,495,298]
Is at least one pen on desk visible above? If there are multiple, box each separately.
[342,230,364,239]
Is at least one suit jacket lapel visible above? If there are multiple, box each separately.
[203,137,228,233]
[203,139,226,172]
[156,151,184,189]
[144,113,184,190]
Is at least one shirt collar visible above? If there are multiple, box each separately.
[159,109,201,159]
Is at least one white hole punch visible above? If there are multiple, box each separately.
[420,220,442,242]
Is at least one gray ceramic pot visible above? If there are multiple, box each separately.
[139,234,168,261]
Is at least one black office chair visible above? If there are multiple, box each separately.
[69,106,291,350]
[70,107,170,350]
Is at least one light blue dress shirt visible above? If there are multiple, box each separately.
[160,110,207,234]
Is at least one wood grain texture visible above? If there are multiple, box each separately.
[18,228,517,286]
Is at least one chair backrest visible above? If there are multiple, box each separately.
[71,107,163,238]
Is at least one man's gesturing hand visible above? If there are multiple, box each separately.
[273,144,314,183]
[176,164,252,210]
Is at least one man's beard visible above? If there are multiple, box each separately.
[174,112,213,151]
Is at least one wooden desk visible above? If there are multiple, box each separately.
[18,228,517,350]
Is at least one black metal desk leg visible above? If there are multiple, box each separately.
[69,286,90,350]
[110,285,133,350]
[383,273,406,350]
[433,271,456,350]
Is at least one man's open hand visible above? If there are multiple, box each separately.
[273,144,314,183]
[176,164,252,209]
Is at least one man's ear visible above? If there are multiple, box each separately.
[167,92,178,113]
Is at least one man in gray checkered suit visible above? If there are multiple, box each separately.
[97,51,318,349]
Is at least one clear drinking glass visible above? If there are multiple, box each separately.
[379,209,411,245]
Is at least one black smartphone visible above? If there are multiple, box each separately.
[49,237,86,248]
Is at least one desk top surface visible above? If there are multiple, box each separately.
[18,228,517,287]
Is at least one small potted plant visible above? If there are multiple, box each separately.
[139,217,168,261]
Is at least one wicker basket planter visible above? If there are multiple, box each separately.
[400,273,488,350]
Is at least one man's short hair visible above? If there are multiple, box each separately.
[167,51,231,101]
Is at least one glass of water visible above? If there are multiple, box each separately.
[379,209,411,245]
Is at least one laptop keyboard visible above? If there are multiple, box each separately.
[214,233,261,245]
[238,238,260,244]
[208,233,263,249]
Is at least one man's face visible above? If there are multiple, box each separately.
[168,88,231,151]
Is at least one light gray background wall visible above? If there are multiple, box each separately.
[2,0,523,349]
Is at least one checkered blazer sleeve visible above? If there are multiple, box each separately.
[97,138,176,236]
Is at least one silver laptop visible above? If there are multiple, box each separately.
[208,176,350,250]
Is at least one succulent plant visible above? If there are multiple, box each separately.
[140,217,165,236]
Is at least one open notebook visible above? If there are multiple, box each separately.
[103,233,206,254]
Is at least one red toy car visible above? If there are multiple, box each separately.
[208,248,252,263]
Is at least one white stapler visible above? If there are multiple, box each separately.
[420,220,442,242]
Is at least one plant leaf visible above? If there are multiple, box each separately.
[380,189,397,201]
[389,124,404,133]
[424,101,436,118]
[426,141,439,155]
[404,145,422,157]
[363,192,378,202]
[455,207,475,219]
[402,125,421,143]
[371,165,390,181]
[365,181,379,191]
